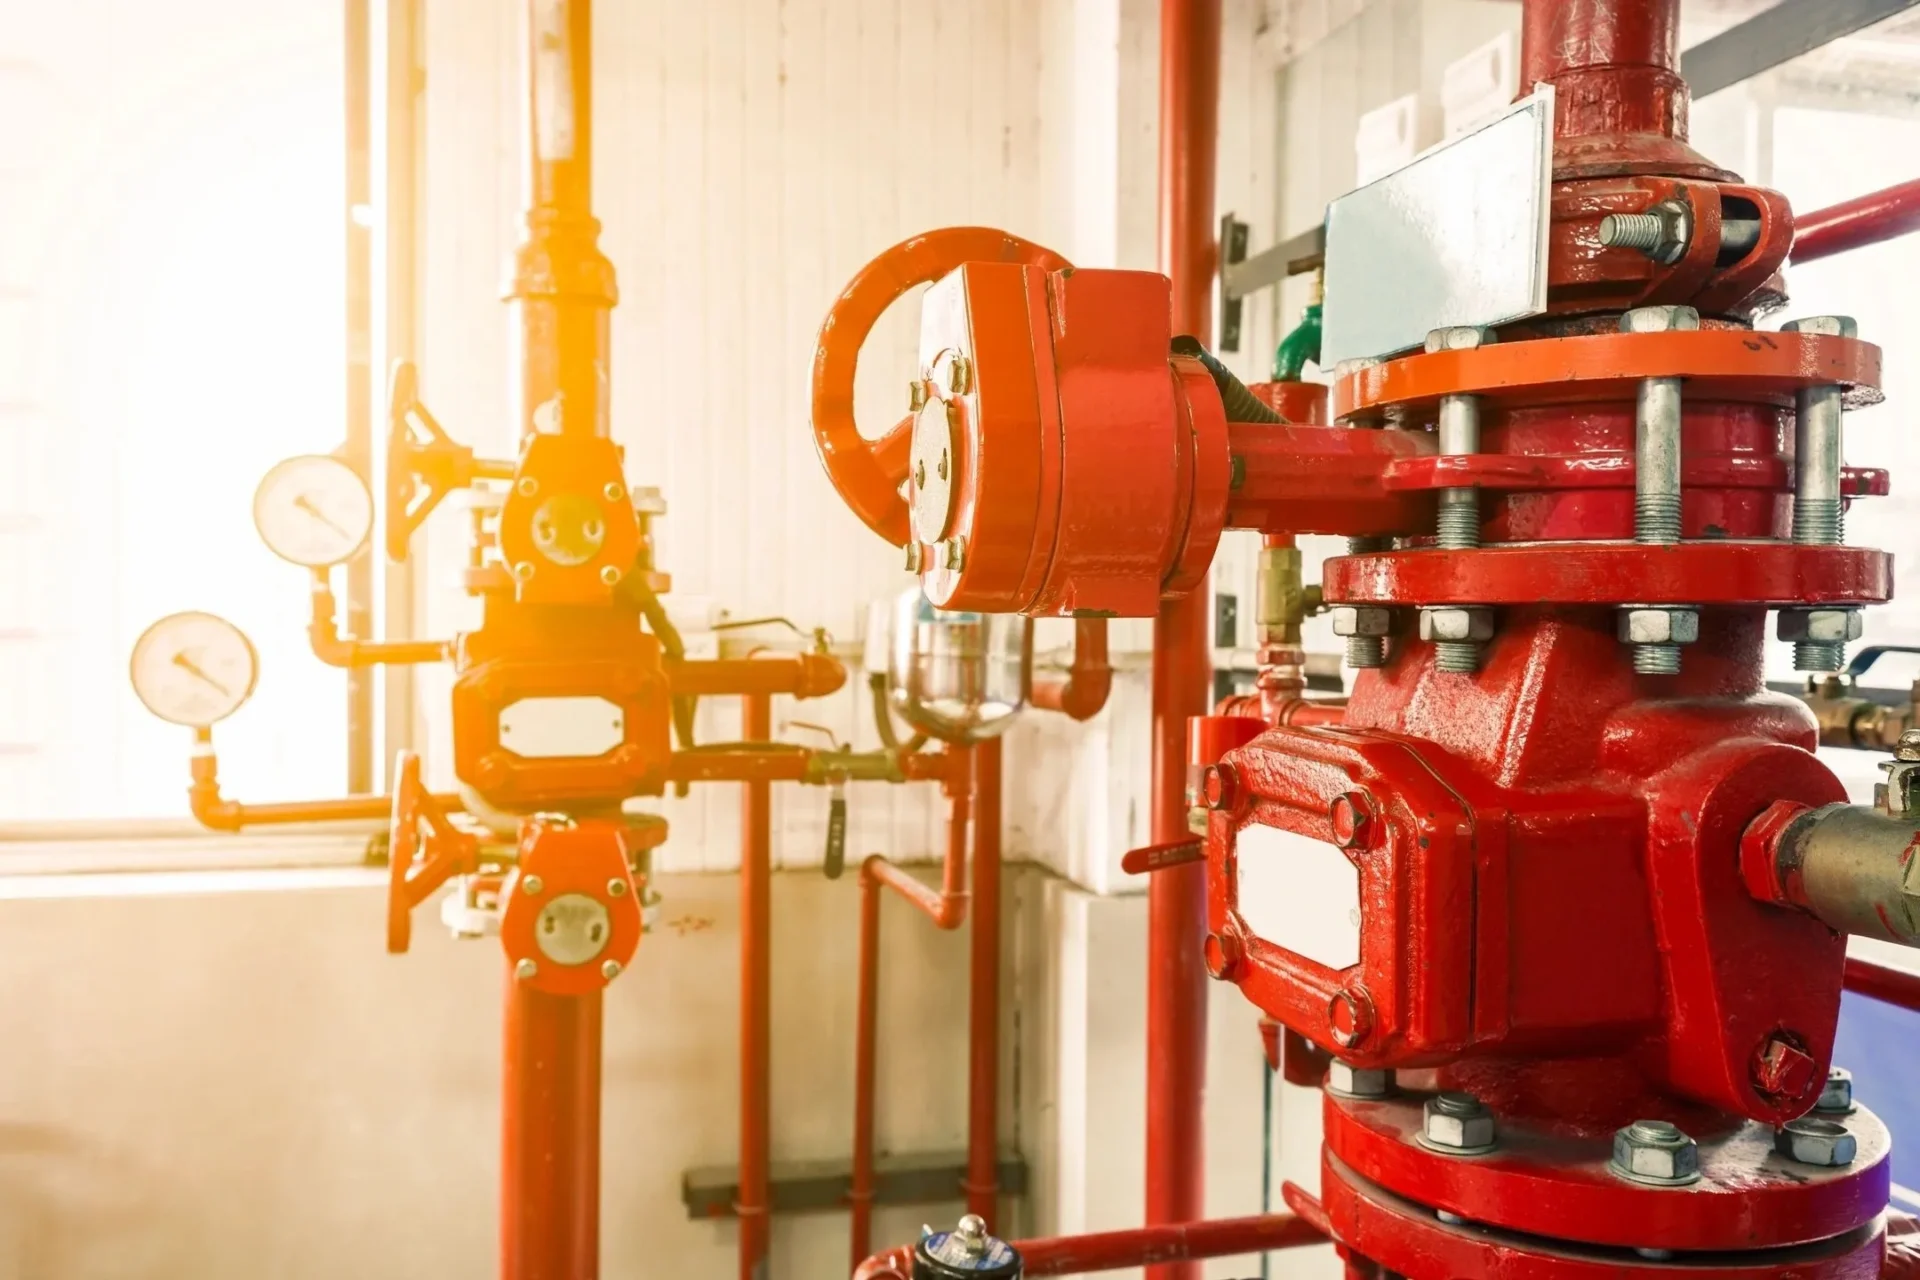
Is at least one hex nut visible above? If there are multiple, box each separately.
[1424,325,1493,353]
[1777,608,1864,644]
[1619,607,1701,646]
[1422,1093,1497,1153]
[1419,607,1496,644]
[1601,200,1694,265]
[1610,1119,1702,1186]
[1776,1117,1857,1167]
[1783,315,1860,340]
[1620,304,1702,335]
[1816,1067,1855,1115]
[1326,1060,1394,1099]
[1331,605,1394,638]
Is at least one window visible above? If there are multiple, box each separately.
[0,1,347,820]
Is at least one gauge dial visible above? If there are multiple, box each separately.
[129,611,259,727]
[253,454,374,567]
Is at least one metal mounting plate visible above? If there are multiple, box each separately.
[1321,87,1553,367]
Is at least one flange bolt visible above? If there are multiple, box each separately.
[1610,1119,1702,1186]
[1422,1092,1497,1155]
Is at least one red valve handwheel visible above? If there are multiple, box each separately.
[809,227,1070,545]
[386,750,476,954]
[384,360,481,563]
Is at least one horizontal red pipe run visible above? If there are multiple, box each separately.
[852,1212,1325,1280]
[1843,956,1920,1014]
[666,653,846,699]
[1793,178,1920,264]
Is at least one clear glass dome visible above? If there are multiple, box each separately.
[872,587,1030,743]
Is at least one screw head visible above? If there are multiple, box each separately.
[1751,1033,1820,1105]
[1203,763,1239,811]
[520,874,544,896]
[1777,1117,1857,1167]
[607,878,629,898]
[1610,1119,1702,1185]
[941,537,967,571]
[1326,986,1375,1050]
[1418,606,1496,643]
[905,541,925,573]
[601,959,623,981]
[1329,792,1373,848]
[1620,304,1702,334]
[514,958,538,981]
[1330,605,1393,638]
[603,482,625,502]
[1783,315,1860,340]
[1777,608,1864,644]
[515,477,539,497]
[1203,929,1244,981]
[1816,1067,1855,1115]
[1326,1060,1394,1099]
[909,379,929,412]
[1422,1092,1497,1154]
[512,560,536,582]
[600,565,623,586]
[947,355,973,395]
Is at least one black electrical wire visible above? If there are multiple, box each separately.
[1172,334,1284,424]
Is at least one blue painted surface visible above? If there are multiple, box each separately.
[1834,991,1920,1189]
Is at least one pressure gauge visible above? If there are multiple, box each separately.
[129,611,259,727]
[253,454,374,567]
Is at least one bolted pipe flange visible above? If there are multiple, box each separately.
[1326,1059,1395,1099]
[1609,1119,1703,1187]
[1777,1117,1857,1167]
[1419,1092,1498,1156]
[1816,1067,1856,1116]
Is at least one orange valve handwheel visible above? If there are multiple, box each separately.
[810,227,1070,545]
[387,750,478,954]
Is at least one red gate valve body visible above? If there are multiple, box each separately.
[451,601,674,811]
[903,260,1429,616]
[499,816,646,996]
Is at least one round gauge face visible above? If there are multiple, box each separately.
[252,454,374,567]
[128,611,260,727]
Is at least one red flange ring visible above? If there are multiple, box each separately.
[1323,543,1892,607]
[1322,1151,1884,1280]
[1333,329,1883,421]
[1322,1090,1890,1254]
[810,227,1070,545]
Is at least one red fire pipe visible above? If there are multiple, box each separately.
[1033,619,1114,721]
[851,1212,1325,1280]
[1793,178,1920,264]
[1843,955,1920,1014]
[1148,4,1220,1275]
[851,749,975,1267]
[739,694,773,1280]
[1518,0,1682,145]
[501,970,602,1279]
[966,738,1005,1226]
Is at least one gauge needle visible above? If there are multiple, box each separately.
[293,492,352,539]
[171,650,232,697]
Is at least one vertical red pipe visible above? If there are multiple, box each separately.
[1517,0,1684,145]
[740,693,773,1280]
[501,976,603,1279]
[966,738,1004,1226]
[1149,3,1220,1277]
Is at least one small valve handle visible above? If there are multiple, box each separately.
[810,228,1069,545]
[824,780,848,880]
[385,360,493,562]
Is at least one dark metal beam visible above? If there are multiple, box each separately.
[1683,0,1920,100]
[1220,223,1325,303]
[681,1149,1029,1220]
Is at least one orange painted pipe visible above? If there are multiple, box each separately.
[500,975,601,1280]
[666,653,846,699]
[965,738,1003,1227]
[1147,3,1222,1274]
[308,573,451,669]
[1032,618,1113,721]
[739,694,772,1280]
[187,731,459,831]
[851,749,974,1267]
[666,745,959,786]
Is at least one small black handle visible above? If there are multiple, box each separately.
[823,788,848,880]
